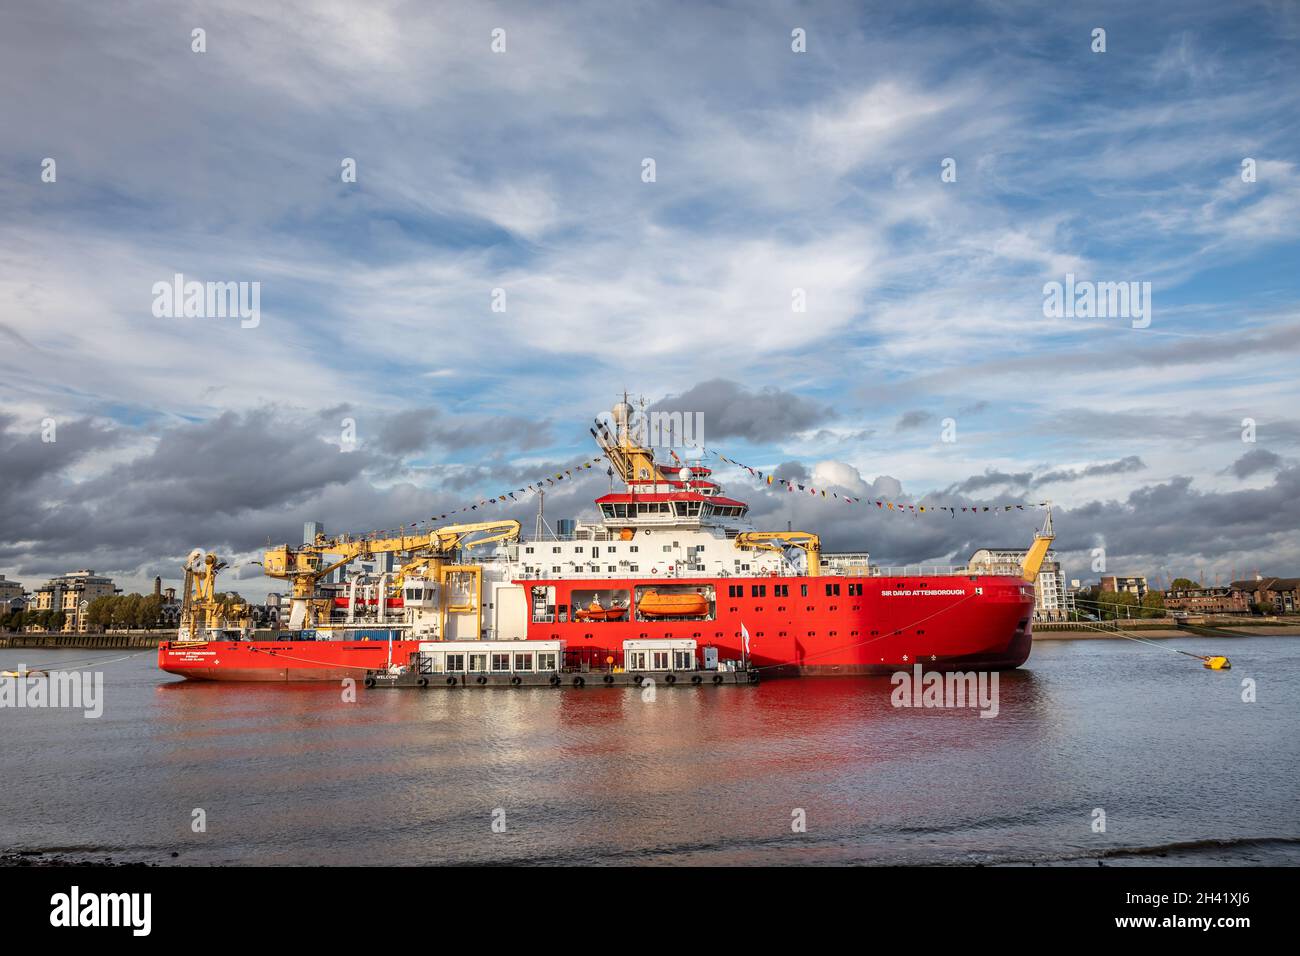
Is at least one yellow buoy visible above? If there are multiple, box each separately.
[1202,656,1231,670]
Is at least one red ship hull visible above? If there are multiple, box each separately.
[157,639,419,682]
[158,573,1035,681]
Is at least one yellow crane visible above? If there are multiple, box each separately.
[733,531,822,577]
[1017,507,1055,583]
[261,519,521,630]
[177,549,250,641]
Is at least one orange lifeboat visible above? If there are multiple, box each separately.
[574,602,628,622]
[637,590,709,618]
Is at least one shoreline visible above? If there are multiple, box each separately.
[1034,626,1300,640]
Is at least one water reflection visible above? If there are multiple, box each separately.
[1,639,1296,865]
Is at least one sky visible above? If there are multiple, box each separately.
[1,0,1298,599]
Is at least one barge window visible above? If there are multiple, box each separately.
[445,654,465,672]
[653,651,669,669]
[491,653,511,672]
[537,652,557,671]
[468,653,487,672]
[628,651,647,670]
[514,652,533,671]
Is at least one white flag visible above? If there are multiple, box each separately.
[741,622,750,656]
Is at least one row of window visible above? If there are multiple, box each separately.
[724,582,865,598]
[598,502,748,519]
[524,545,642,554]
[626,649,695,671]
[425,651,560,673]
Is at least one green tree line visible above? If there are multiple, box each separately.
[1,609,66,631]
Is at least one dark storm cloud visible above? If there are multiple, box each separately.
[371,407,551,456]
[945,469,1034,495]
[860,321,1300,405]
[1227,448,1285,479]
[650,379,831,443]
[0,410,378,578]
[1038,409,1300,447]
[894,410,933,432]
[0,413,122,496]
[1034,456,1146,485]
[735,460,1300,578]
[772,461,809,482]
[6,400,1300,593]
[0,408,600,588]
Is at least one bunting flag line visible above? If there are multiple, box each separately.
[354,456,612,534]
[682,442,1049,517]
[428,456,609,521]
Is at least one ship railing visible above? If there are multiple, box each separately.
[511,563,1024,580]
[866,565,980,577]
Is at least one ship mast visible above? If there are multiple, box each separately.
[590,393,662,486]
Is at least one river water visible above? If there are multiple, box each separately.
[1,636,1297,865]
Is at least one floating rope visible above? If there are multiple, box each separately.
[2,648,155,674]
[1056,619,1230,669]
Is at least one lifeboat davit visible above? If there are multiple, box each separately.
[637,590,709,618]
